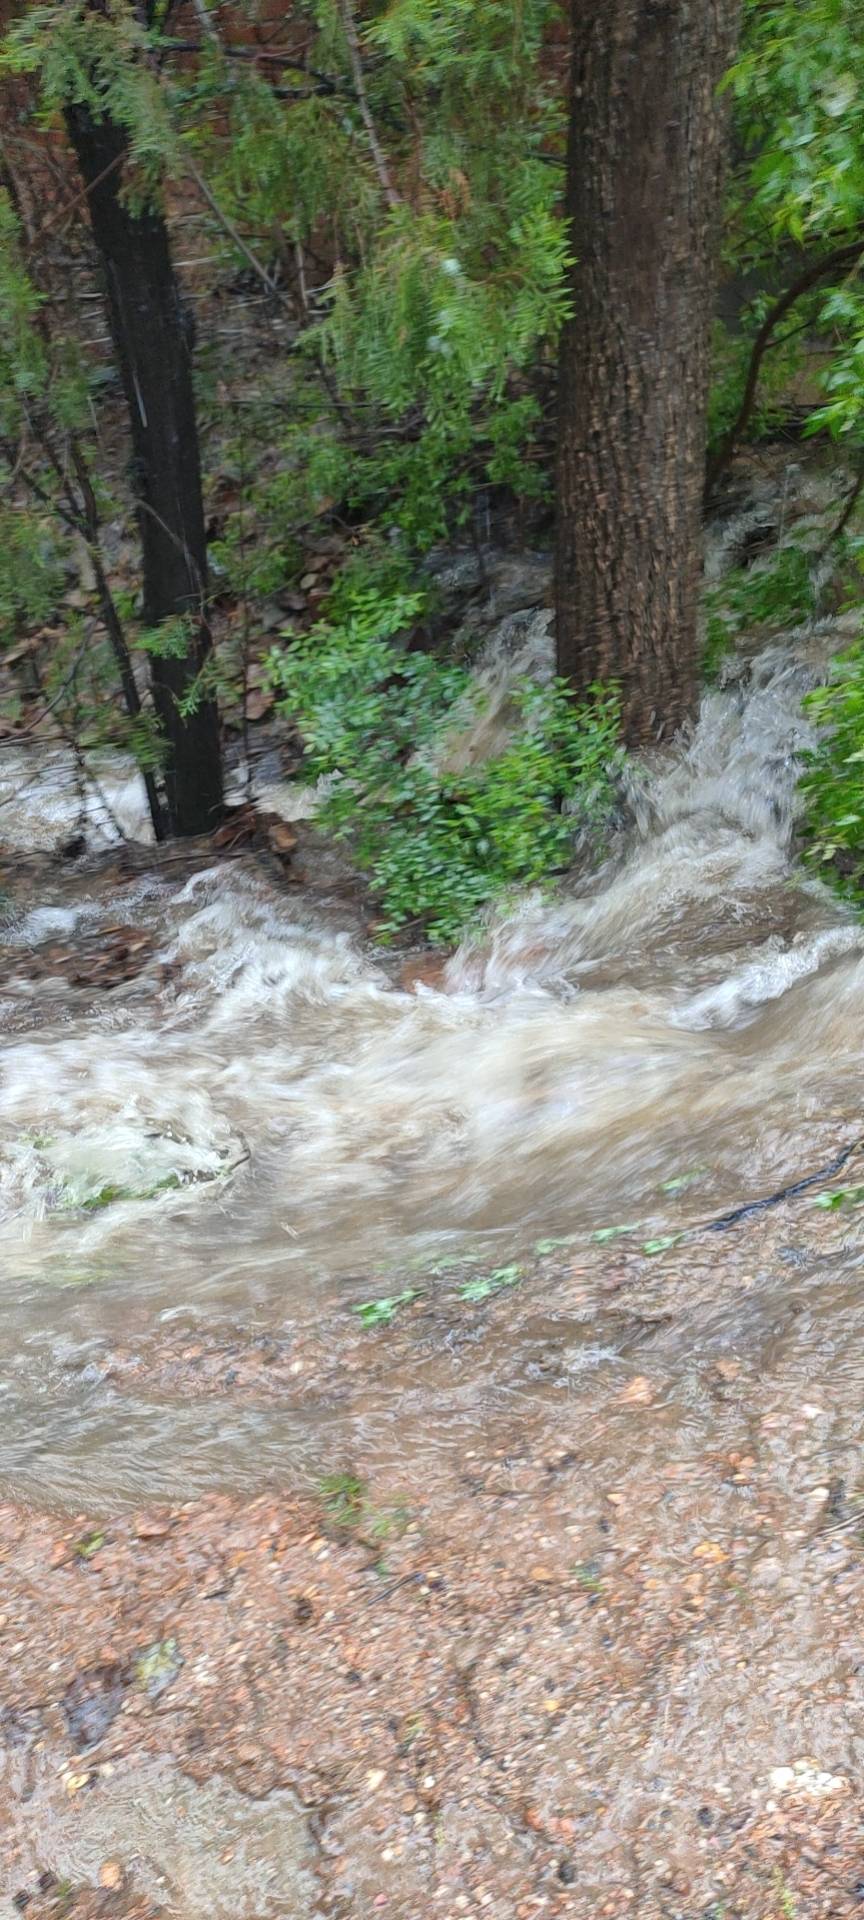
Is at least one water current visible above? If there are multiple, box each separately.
[1,462,863,1509]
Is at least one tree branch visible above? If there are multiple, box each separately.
[336,0,400,211]
[818,453,864,559]
[705,236,864,505]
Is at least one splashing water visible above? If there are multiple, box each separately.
[1,471,863,1503]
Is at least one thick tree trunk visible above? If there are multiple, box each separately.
[555,0,739,744]
[65,101,223,836]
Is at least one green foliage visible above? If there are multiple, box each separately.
[729,0,864,249]
[0,194,47,418]
[1,0,567,786]
[4,2,177,193]
[352,1289,419,1328]
[0,507,64,638]
[319,1472,409,1545]
[813,1183,864,1210]
[459,1263,522,1303]
[320,1472,366,1526]
[189,0,566,554]
[706,547,818,660]
[800,636,864,899]
[702,534,848,684]
[715,0,864,452]
[267,587,622,945]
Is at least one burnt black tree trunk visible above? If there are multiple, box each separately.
[555,0,739,744]
[65,97,223,835]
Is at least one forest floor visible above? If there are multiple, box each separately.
[3,1181,864,1920]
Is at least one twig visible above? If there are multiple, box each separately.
[818,454,864,559]
[700,1136,864,1233]
[184,153,281,293]
[1,437,166,839]
[336,0,400,211]
[190,0,219,42]
[705,236,864,504]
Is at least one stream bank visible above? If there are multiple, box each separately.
[3,454,864,1913]
[3,1195,864,1919]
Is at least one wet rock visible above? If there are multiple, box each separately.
[62,1665,126,1747]
[0,1705,39,1749]
[422,546,551,634]
[398,955,449,995]
[134,1513,174,1542]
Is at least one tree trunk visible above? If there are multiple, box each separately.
[555,0,739,744]
[65,99,223,836]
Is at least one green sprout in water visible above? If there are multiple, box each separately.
[352,1289,419,1329]
[813,1185,864,1210]
[459,1264,523,1303]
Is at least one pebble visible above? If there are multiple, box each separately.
[135,1514,173,1541]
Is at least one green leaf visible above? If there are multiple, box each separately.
[353,1289,419,1328]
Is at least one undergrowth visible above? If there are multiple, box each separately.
[801,637,864,902]
[267,587,622,945]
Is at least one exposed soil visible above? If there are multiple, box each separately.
[3,1193,864,1920]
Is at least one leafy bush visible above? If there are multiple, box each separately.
[267,589,622,945]
[800,638,864,900]
[702,545,819,683]
[708,545,817,642]
[711,0,864,461]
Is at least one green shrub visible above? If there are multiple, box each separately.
[702,545,821,684]
[800,638,864,900]
[267,589,622,945]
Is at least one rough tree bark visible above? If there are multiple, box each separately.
[65,90,223,836]
[555,0,739,744]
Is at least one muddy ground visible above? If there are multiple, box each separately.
[4,801,864,1920]
[3,1186,864,1920]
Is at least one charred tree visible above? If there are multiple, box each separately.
[555,0,739,744]
[65,90,223,836]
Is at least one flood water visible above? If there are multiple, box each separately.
[2,465,864,1511]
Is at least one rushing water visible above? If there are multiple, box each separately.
[1,465,863,1507]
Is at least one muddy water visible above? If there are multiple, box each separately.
[1,479,864,1509]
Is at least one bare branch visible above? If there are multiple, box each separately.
[705,237,864,504]
[336,0,400,211]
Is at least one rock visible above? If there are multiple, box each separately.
[135,1513,173,1541]
[398,956,449,994]
[99,1860,124,1890]
[422,546,551,634]
[62,1665,126,1747]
